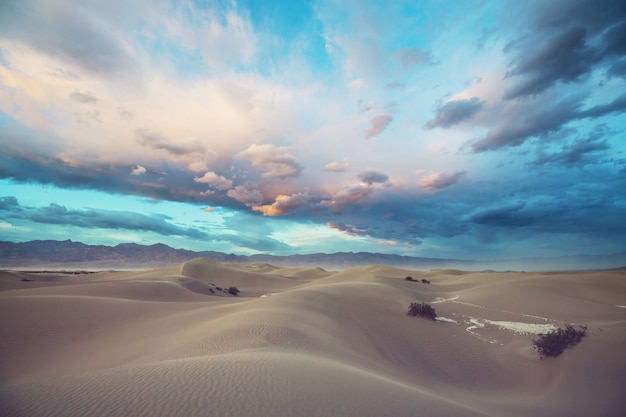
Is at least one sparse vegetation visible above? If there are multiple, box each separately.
[405,276,415,282]
[532,324,587,359]
[421,279,431,284]
[407,302,437,320]
[227,286,240,296]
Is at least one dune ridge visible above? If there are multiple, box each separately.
[1,258,625,416]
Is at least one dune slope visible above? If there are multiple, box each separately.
[1,260,625,416]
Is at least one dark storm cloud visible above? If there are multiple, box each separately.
[2,197,212,240]
[577,93,626,118]
[471,93,626,152]
[503,0,626,99]
[533,126,611,167]
[470,204,533,227]
[0,0,137,76]
[357,170,389,185]
[0,196,20,210]
[425,97,484,129]
[471,95,582,152]
[607,58,626,78]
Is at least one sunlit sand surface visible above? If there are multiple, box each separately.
[1,259,625,416]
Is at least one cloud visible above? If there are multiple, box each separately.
[503,0,626,99]
[395,47,432,68]
[69,91,98,103]
[425,97,484,129]
[577,93,626,118]
[253,193,309,216]
[0,0,138,77]
[236,144,303,179]
[131,165,147,176]
[384,81,405,90]
[324,158,349,173]
[135,129,206,157]
[365,114,392,138]
[2,197,212,240]
[327,221,369,237]
[470,204,533,227]
[227,184,264,206]
[533,126,611,167]
[471,94,626,152]
[471,95,582,152]
[608,58,626,78]
[419,171,466,190]
[0,196,20,210]
[322,185,373,213]
[194,171,233,190]
[358,170,389,185]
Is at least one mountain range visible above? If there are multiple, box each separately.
[1,240,625,271]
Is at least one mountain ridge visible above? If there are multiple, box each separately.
[1,239,625,271]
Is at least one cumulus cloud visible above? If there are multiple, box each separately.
[419,171,466,190]
[324,158,349,172]
[131,165,147,176]
[253,193,309,216]
[227,184,264,206]
[425,97,484,129]
[358,170,389,185]
[365,114,392,138]
[194,171,233,190]
[236,144,303,179]
[322,185,373,213]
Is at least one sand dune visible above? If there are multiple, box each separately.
[1,259,625,416]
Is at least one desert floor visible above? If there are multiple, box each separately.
[1,259,625,416]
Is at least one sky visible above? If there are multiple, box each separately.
[0,0,625,260]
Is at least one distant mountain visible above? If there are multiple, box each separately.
[0,240,625,271]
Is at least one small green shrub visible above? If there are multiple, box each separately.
[532,324,587,359]
[407,302,437,320]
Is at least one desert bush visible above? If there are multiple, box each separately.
[532,324,587,359]
[227,286,240,296]
[421,279,431,284]
[405,276,415,282]
[407,302,437,320]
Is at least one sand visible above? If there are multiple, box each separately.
[1,259,625,416]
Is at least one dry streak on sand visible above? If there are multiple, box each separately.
[1,259,625,417]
